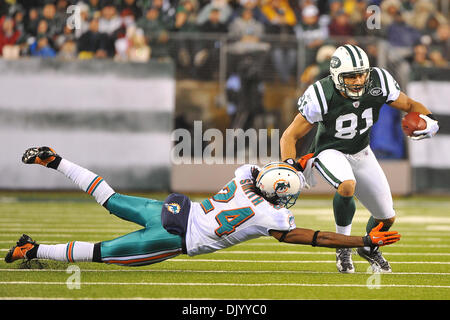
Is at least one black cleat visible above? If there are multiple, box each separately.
[357,247,392,273]
[22,146,60,168]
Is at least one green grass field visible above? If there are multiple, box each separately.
[1,192,449,301]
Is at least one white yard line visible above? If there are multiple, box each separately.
[0,269,449,276]
[0,281,449,289]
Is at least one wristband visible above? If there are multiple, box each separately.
[363,235,374,247]
[311,230,320,247]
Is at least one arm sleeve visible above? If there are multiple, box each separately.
[297,84,324,124]
[381,68,401,103]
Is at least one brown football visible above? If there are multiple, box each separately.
[401,112,427,137]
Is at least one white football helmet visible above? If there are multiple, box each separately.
[255,162,303,209]
[330,44,371,99]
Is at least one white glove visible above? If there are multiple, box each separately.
[410,114,439,141]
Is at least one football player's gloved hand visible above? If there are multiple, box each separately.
[410,114,439,140]
[363,222,401,247]
[284,153,314,172]
[284,154,314,190]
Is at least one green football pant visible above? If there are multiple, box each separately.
[100,193,183,266]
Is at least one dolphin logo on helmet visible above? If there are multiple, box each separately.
[255,162,305,209]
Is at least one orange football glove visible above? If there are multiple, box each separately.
[284,153,314,172]
[363,222,401,247]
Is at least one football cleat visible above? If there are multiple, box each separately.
[22,146,59,167]
[5,234,38,263]
[336,248,355,273]
[357,247,392,273]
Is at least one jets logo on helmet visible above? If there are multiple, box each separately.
[256,162,304,209]
[330,44,371,100]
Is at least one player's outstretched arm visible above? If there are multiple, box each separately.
[270,223,400,249]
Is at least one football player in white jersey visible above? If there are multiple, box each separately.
[280,44,439,273]
[5,146,400,266]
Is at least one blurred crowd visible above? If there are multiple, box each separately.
[0,0,448,79]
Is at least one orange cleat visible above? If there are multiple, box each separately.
[5,234,38,263]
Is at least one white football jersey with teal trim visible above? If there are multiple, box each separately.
[185,165,296,256]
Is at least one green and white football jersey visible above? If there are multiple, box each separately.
[298,67,401,155]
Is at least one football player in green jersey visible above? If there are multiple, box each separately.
[280,44,439,273]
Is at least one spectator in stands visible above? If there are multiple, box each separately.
[173,0,201,74]
[98,4,122,56]
[380,0,402,29]
[118,0,143,21]
[77,18,108,59]
[196,8,228,78]
[149,0,176,29]
[260,0,297,34]
[137,6,170,60]
[428,48,447,67]
[36,19,53,47]
[0,16,21,56]
[196,0,233,26]
[404,0,446,32]
[29,35,56,58]
[42,2,64,40]
[11,5,26,39]
[387,12,421,49]
[294,4,328,68]
[115,25,150,62]
[227,7,269,130]
[84,0,103,18]
[260,0,297,83]
[328,9,353,37]
[229,0,270,26]
[199,7,228,33]
[299,44,336,88]
[411,43,432,68]
[431,23,449,61]
[25,7,40,38]
[173,0,199,33]
[55,21,79,59]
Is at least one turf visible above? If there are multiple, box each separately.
[1,192,449,301]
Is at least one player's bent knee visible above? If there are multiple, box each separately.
[337,180,356,197]
[376,216,395,230]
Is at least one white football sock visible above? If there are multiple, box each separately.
[37,242,94,262]
[57,159,115,205]
[336,224,352,236]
